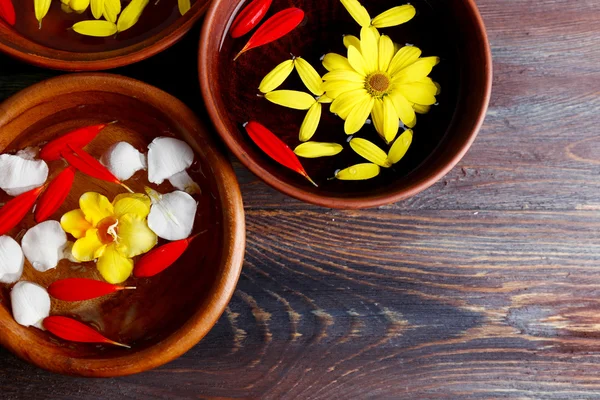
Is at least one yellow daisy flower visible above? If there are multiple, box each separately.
[61,192,158,284]
[322,27,440,143]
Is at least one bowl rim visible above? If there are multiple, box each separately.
[0,73,246,377]
[0,1,209,71]
[198,0,493,209]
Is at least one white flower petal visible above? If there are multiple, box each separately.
[147,137,194,185]
[168,170,201,195]
[22,221,68,272]
[0,236,24,284]
[147,188,197,241]
[0,153,48,196]
[11,281,51,329]
[100,141,147,181]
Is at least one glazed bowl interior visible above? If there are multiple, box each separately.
[200,0,491,209]
[0,1,209,71]
[0,74,245,377]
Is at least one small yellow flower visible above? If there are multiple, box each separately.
[61,192,157,284]
[323,28,440,143]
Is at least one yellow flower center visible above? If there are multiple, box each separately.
[366,72,391,97]
[97,216,119,244]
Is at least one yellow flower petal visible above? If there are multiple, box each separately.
[72,229,106,262]
[295,57,324,96]
[395,81,437,105]
[336,163,380,180]
[387,46,421,76]
[323,79,364,99]
[117,0,149,32]
[390,92,416,127]
[60,209,93,239]
[69,0,90,12]
[103,0,121,23]
[322,70,366,83]
[115,214,157,258]
[387,129,413,164]
[359,27,378,74]
[393,42,401,55]
[178,0,190,15]
[344,95,374,135]
[72,20,118,37]
[34,0,52,24]
[317,95,333,104]
[294,142,343,158]
[80,192,114,227]
[330,89,368,119]
[299,102,322,142]
[350,138,392,168]
[347,46,369,77]
[265,90,316,110]
[369,26,380,40]
[113,193,151,219]
[258,59,294,93]
[371,98,385,139]
[340,0,371,27]
[343,35,361,52]
[413,103,431,114]
[322,53,353,72]
[392,56,440,84]
[382,96,399,143]
[90,0,104,19]
[378,35,395,72]
[371,5,416,28]
[97,244,134,284]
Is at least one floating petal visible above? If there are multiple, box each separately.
[115,213,157,258]
[336,163,380,180]
[113,193,151,219]
[178,0,190,15]
[382,96,399,143]
[147,137,194,185]
[90,0,104,18]
[265,90,316,110]
[395,81,438,105]
[390,92,417,128]
[34,0,52,26]
[392,56,440,84]
[117,0,149,32]
[0,236,24,284]
[371,5,416,28]
[340,0,371,27]
[344,95,375,135]
[0,153,48,197]
[100,142,147,181]
[350,138,392,167]
[343,35,361,51]
[11,281,50,329]
[168,171,202,195]
[259,59,294,93]
[387,129,413,164]
[22,221,68,272]
[299,102,322,142]
[387,46,421,76]
[103,0,120,22]
[294,142,343,158]
[295,57,324,96]
[322,53,353,72]
[146,188,197,241]
[96,244,133,284]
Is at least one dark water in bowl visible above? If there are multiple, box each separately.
[219,0,459,195]
[12,0,195,52]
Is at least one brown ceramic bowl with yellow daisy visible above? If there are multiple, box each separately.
[0,0,209,71]
[0,73,245,377]
[200,0,492,209]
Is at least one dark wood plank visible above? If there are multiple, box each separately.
[1,0,600,398]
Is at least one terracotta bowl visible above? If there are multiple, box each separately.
[0,1,210,71]
[0,74,246,377]
[199,0,492,209]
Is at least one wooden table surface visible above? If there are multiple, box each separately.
[1,0,599,398]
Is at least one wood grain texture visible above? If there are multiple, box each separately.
[1,0,600,397]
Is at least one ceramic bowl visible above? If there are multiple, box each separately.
[0,73,246,377]
[0,1,210,71]
[199,0,492,209]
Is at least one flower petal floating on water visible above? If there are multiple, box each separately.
[0,187,44,236]
[230,0,273,38]
[11,281,50,329]
[371,5,416,28]
[40,123,109,161]
[90,0,104,19]
[147,137,194,185]
[146,188,197,241]
[73,20,118,37]
[0,153,48,197]
[340,0,370,28]
[43,316,130,348]
[299,102,322,142]
[178,0,190,15]
[349,138,392,168]
[103,0,121,23]
[34,0,52,27]
[0,0,16,25]
[234,8,305,61]
[265,90,316,110]
[101,142,147,181]
[22,220,68,272]
[48,278,135,301]
[294,142,343,158]
[134,234,199,278]
[335,163,380,181]
[387,129,413,164]
[294,57,324,96]
[35,167,76,223]
[168,171,201,195]
[0,235,24,284]
[117,0,149,33]
[259,58,294,93]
